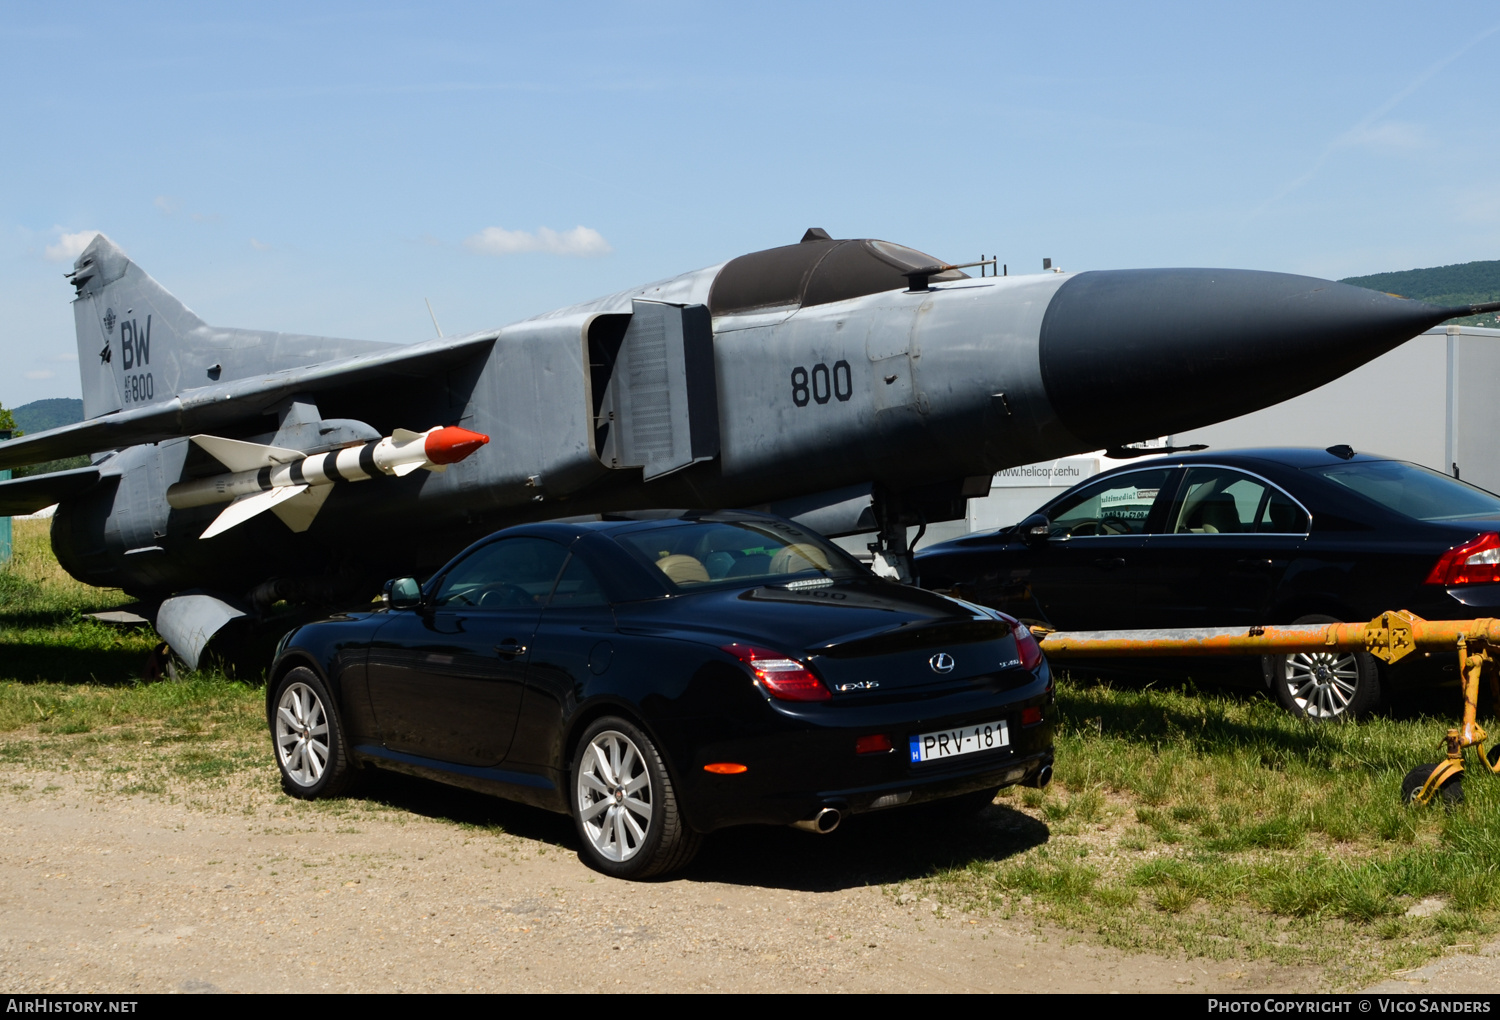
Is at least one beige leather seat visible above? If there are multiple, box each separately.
[768,543,830,575]
[655,554,710,585]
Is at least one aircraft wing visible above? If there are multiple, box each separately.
[0,466,102,515]
[0,330,498,470]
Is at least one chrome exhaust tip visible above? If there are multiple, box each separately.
[1024,764,1053,789]
[791,807,842,834]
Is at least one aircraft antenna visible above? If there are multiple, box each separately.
[425,298,444,338]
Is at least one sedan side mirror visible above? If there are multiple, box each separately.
[384,576,423,610]
[1018,513,1051,548]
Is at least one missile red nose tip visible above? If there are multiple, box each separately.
[424,426,490,465]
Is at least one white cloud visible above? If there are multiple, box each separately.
[463,225,612,258]
[1343,121,1428,151]
[52,352,78,363]
[249,238,271,251]
[154,195,178,215]
[24,370,54,381]
[43,230,98,262]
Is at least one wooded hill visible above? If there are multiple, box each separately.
[1342,260,1500,328]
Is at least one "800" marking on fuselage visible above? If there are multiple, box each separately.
[790,361,853,407]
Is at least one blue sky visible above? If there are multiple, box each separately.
[3,1,1498,406]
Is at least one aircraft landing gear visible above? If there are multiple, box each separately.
[867,485,926,585]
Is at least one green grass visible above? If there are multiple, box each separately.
[0,517,263,749]
[0,519,160,684]
[915,675,1500,986]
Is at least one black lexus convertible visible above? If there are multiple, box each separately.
[266,510,1055,878]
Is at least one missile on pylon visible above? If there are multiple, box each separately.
[166,426,490,539]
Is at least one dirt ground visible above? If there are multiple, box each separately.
[0,759,1343,995]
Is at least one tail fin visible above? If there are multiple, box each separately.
[69,234,206,419]
[67,234,391,421]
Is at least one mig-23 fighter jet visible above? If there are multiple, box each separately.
[1,230,1494,668]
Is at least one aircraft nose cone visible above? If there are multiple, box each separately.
[1037,268,1455,448]
[424,426,490,465]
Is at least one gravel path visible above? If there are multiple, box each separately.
[0,765,1332,995]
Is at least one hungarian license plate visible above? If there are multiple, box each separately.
[909,719,1010,763]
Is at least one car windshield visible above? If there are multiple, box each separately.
[1310,460,1500,522]
[613,518,865,591]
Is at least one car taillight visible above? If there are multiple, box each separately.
[1015,624,1044,672]
[1425,532,1500,586]
[722,643,832,702]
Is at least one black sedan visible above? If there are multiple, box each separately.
[915,447,1500,720]
[267,510,1054,879]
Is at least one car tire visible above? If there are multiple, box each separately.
[271,667,359,799]
[570,716,700,880]
[1264,614,1382,721]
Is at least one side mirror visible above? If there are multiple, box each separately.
[384,576,423,610]
[1018,513,1051,548]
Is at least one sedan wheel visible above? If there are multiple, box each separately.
[1283,650,1362,718]
[271,667,357,798]
[1265,614,1382,720]
[571,717,700,879]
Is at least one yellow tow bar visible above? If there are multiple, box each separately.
[1034,611,1500,806]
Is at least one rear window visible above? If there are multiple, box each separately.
[1309,460,1500,522]
[613,518,864,591]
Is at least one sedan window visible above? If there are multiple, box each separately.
[1311,459,1500,522]
[1045,467,1176,537]
[432,537,569,609]
[1168,467,1309,535]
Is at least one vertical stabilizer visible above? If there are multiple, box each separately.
[70,234,206,419]
[66,234,393,422]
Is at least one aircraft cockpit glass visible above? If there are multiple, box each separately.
[865,240,969,279]
[614,519,864,592]
[708,237,968,317]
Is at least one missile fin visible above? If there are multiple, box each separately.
[200,485,308,540]
[192,434,305,472]
[389,461,426,477]
[391,428,426,443]
[270,483,333,533]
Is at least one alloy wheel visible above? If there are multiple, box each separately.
[275,681,330,786]
[1283,650,1359,719]
[576,730,654,862]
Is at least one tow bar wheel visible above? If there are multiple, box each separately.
[1401,763,1464,808]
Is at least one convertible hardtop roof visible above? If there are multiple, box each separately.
[528,508,790,538]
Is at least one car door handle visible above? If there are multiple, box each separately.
[1093,557,1126,570]
[495,639,528,659]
